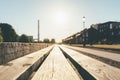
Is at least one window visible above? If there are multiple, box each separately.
[119,31,120,35]
[107,24,109,26]
[99,30,101,32]
[110,24,112,29]
[102,29,103,32]
[86,32,88,37]
[116,26,118,29]
[112,32,114,35]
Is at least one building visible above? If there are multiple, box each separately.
[62,29,89,44]
[63,21,120,44]
[28,36,33,42]
[91,21,120,44]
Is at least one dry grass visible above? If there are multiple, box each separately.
[70,44,120,50]
[93,44,120,49]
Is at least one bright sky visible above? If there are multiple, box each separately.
[0,0,120,42]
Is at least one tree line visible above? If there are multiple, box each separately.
[0,23,56,43]
[0,23,31,42]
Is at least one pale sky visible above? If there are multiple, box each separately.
[0,0,120,42]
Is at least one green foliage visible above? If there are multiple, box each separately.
[0,35,3,42]
[19,34,30,42]
[0,27,3,42]
[101,38,107,44]
[43,38,50,43]
[51,38,55,43]
[0,23,18,42]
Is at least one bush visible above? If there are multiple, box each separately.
[0,35,3,42]
[19,34,30,42]
[43,38,50,43]
[51,39,55,43]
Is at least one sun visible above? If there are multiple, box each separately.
[55,11,67,24]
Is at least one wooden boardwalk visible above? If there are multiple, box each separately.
[60,45,120,80]
[0,45,120,80]
[32,46,82,80]
[0,46,53,80]
[64,45,120,62]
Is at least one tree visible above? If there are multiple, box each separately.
[0,35,3,42]
[0,28,3,42]
[0,23,18,42]
[43,38,50,43]
[19,34,30,42]
[51,38,55,43]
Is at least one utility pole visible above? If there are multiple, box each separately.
[82,16,86,47]
[38,20,40,43]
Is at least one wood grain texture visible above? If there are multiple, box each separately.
[32,45,82,80]
[0,46,53,80]
[60,45,120,80]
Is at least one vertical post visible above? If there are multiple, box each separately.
[83,16,86,47]
[38,20,40,43]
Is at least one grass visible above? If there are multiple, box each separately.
[93,44,120,50]
[70,44,120,50]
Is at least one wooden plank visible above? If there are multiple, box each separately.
[0,46,53,80]
[32,46,82,80]
[64,45,120,62]
[60,46,120,80]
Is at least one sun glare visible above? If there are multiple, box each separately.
[54,11,67,24]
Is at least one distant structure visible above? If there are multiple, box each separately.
[62,21,120,44]
[28,36,33,42]
[38,20,40,42]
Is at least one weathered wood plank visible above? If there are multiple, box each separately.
[65,45,120,62]
[32,46,82,80]
[60,46,120,80]
[0,46,53,80]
